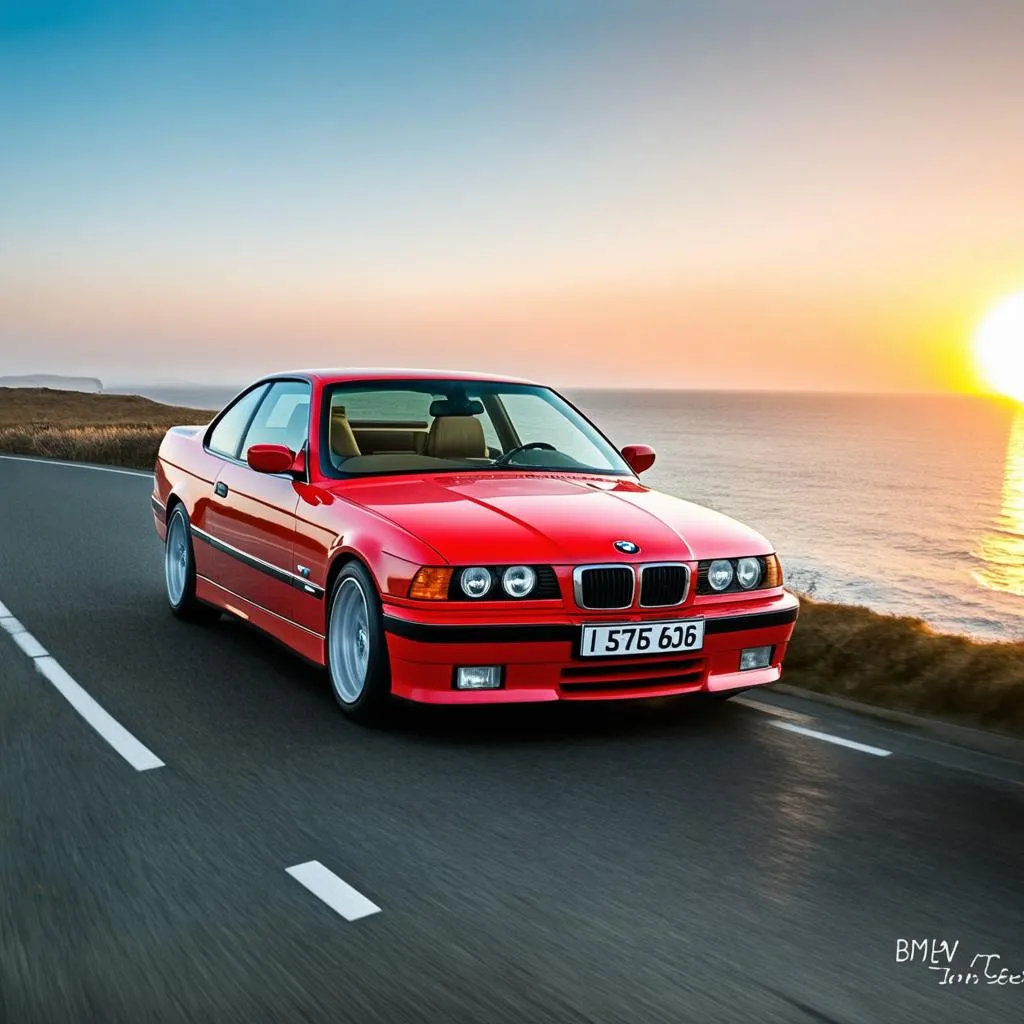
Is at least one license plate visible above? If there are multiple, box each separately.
[579,618,705,658]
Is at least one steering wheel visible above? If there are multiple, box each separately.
[492,441,557,466]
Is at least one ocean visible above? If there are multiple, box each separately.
[115,383,1024,642]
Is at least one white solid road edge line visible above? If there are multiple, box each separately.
[0,611,165,772]
[772,720,893,757]
[730,695,812,722]
[0,453,154,479]
[286,861,382,922]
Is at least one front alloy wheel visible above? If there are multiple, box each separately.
[326,562,392,725]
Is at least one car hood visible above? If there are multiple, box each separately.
[332,473,771,564]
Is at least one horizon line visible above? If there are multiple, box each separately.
[0,373,1011,402]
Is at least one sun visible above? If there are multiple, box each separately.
[974,292,1024,402]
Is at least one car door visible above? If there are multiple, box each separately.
[195,383,271,584]
[203,379,311,622]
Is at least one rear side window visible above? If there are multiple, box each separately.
[240,380,311,459]
[207,385,269,458]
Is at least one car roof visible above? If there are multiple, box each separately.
[270,367,540,387]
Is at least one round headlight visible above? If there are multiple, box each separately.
[502,565,536,598]
[736,557,762,589]
[460,566,493,598]
[707,559,735,591]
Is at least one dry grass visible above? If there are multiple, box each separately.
[0,387,214,469]
[0,387,213,428]
[784,598,1024,736]
[0,423,178,470]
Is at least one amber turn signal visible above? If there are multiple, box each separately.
[764,554,783,588]
[409,567,454,600]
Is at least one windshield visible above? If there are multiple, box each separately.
[319,380,632,478]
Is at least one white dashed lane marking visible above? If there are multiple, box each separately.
[286,861,382,922]
[771,720,892,757]
[0,600,165,772]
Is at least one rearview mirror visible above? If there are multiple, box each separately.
[247,443,295,474]
[621,444,656,475]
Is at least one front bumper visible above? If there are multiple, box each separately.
[382,590,799,704]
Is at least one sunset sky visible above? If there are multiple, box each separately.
[2,0,1023,390]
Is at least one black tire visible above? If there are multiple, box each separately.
[164,505,220,624]
[325,561,392,725]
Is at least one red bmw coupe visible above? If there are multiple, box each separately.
[152,369,798,723]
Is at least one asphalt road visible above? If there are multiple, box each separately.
[1,453,1022,1024]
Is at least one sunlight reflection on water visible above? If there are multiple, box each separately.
[972,411,1024,597]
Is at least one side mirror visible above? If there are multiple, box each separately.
[247,443,296,475]
[621,443,656,475]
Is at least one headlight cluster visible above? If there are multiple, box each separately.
[698,555,782,595]
[460,565,538,598]
[409,565,559,601]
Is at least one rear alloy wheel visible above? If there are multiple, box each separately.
[326,562,392,725]
[164,505,219,624]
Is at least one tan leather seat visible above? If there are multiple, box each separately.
[352,428,429,455]
[425,415,486,459]
[330,406,361,458]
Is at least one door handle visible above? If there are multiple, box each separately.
[214,481,229,498]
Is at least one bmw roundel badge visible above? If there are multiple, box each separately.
[614,540,640,554]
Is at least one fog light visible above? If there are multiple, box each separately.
[455,666,503,690]
[740,646,773,671]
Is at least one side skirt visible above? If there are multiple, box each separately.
[195,575,327,667]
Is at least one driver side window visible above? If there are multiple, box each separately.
[207,385,269,459]
[240,380,311,460]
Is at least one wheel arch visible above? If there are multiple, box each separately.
[164,488,202,525]
[165,492,185,521]
[324,549,379,609]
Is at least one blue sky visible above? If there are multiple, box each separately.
[2,0,1023,388]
